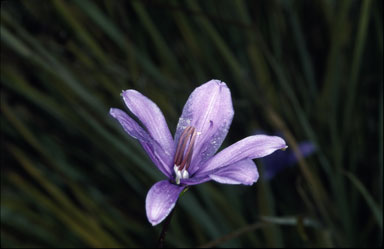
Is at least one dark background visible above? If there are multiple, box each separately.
[1,0,382,247]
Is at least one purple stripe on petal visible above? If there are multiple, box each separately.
[122,90,174,158]
[145,180,185,226]
[175,80,234,174]
[197,135,287,176]
[110,108,172,177]
[209,159,259,185]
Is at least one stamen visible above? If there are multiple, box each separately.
[174,126,193,165]
[173,126,197,183]
[178,130,197,171]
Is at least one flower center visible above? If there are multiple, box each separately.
[173,126,197,184]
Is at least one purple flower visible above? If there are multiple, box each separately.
[253,131,316,180]
[261,141,316,180]
[110,80,287,226]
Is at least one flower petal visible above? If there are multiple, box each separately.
[197,135,287,176]
[209,159,259,185]
[175,80,234,173]
[295,141,316,161]
[122,90,174,157]
[145,180,185,226]
[110,108,152,142]
[110,108,172,177]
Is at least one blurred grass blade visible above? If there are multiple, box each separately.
[8,145,123,247]
[343,0,373,132]
[344,172,382,229]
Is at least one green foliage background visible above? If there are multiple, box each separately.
[1,0,382,247]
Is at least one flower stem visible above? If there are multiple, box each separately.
[157,188,188,248]
[157,207,176,248]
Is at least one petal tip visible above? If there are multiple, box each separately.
[109,108,118,117]
[146,203,169,226]
[146,203,174,226]
[123,89,137,94]
[243,180,257,186]
[148,217,162,226]
[121,89,141,101]
[269,135,288,149]
[208,79,227,88]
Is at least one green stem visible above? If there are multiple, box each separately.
[157,206,176,248]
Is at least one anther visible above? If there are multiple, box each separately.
[173,126,197,184]
[178,131,197,171]
[174,126,193,165]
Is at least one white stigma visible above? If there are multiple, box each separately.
[174,165,189,185]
